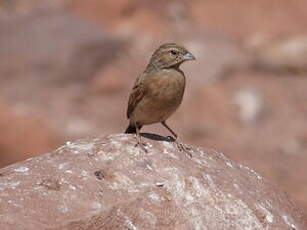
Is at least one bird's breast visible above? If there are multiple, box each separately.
[147,70,185,107]
[130,69,186,124]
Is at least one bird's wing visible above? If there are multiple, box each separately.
[127,73,147,119]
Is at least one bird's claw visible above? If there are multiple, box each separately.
[134,137,148,153]
[167,135,176,142]
[175,139,192,158]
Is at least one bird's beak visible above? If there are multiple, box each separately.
[183,52,196,61]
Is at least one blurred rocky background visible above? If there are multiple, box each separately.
[0,0,306,212]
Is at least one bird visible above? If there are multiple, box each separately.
[125,42,195,149]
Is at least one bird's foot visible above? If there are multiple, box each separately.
[166,135,176,142]
[174,138,192,158]
[134,136,148,153]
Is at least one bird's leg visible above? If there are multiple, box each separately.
[161,121,178,140]
[134,122,148,152]
[161,121,192,157]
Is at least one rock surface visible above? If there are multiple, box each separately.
[247,35,307,72]
[0,100,61,166]
[0,134,305,230]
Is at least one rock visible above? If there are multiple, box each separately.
[0,11,125,85]
[88,59,132,95]
[247,35,307,73]
[0,0,70,16]
[0,100,61,168]
[0,134,305,230]
[233,88,264,124]
[0,1,128,166]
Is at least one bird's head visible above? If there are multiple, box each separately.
[147,43,195,69]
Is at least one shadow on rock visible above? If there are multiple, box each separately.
[141,133,175,142]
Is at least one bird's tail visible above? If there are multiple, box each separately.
[125,123,142,134]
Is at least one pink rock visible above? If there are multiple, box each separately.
[0,134,305,229]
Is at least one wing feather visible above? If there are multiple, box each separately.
[126,73,146,119]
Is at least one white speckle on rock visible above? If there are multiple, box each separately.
[185,193,194,202]
[65,170,73,174]
[190,206,207,230]
[66,142,94,154]
[109,138,124,149]
[189,176,210,198]
[226,162,233,168]
[163,168,190,202]
[155,182,164,187]
[81,170,89,178]
[145,142,153,148]
[58,163,68,170]
[162,145,178,158]
[92,201,102,210]
[146,164,153,170]
[147,191,161,202]
[110,140,122,148]
[193,158,203,165]
[256,204,274,223]
[112,134,128,139]
[58,204,69,213]
[120,135,129,141]
[32,186,43,190]
[139,208,157,226]
[266,214,274,223]
[55,145,66,153]
[169,152,179,159]
[77,185,83,190]
[164,169,185,199]
[14,167,29,173]
[202,174,216,189]
[128,189,140,193]
[7,200,21,207]
[126,145,141,155]
[239,164,262,180]
[109,173,137,192]
[223,199,263,230]
[162,141,175,150]
[282,215,297,230]
[163,166,266,230]
[124,217,139,230]
[0,181,21,190]
[60,178,69,184]
[98,150,122,162]
[69,185,76,190]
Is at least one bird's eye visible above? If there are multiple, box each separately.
[170,50,177,55]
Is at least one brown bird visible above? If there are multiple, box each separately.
[125,43,195,147]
